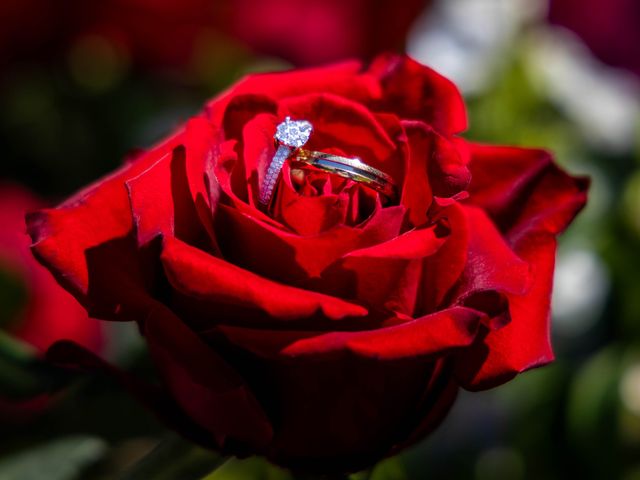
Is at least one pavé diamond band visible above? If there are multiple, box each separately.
[258,117,397,208]
[258,117,313,206]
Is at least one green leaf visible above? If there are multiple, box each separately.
[0,330,36,363]
[0,267,28,330]
[0,331,44,398]
[0,435,107,480]
[350,457,407,480]
[120,433,225,480]
[201,457,292,480]
[0,331,72,399]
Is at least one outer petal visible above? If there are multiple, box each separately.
[160,236,368,328]
[143,305,273,449]
[25,127,190,320]
[400,121,470,226]
[453,144,588,390]
[450,206,532,310]
[368,54,468,135]
[206,60,382,127]
[198,309,483,471]
[214,306,483,361]
[126,118,218,251]
[465,143,589,244]
[454,234,558,390]
[214,202,407,285]
[420,202,468,315]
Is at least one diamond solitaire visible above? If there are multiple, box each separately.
[275,117,313,148]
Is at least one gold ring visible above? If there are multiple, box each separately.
[292,149,397,202]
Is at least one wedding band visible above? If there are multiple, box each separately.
[259,117,396,207]
[293,149,397,201]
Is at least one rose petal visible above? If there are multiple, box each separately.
[215,202,407,285]
[466,143,589,245]
[454,234,558,390]
[126,118,217,251]
[368,54,467,135]
[390,360,458,453]
[420,202,468,314]
[212,137,284,230]
[216,306,484,360]
[451,206,531,308]
[143,305,273,449]
[160,236,368,326]
[312,222,450,314]
[206,60,382,127]
[346,219,449,261]
[273,169,349,236]
[241,112,278,206]
[26,127,189,320]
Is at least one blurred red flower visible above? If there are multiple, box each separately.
[549,0,640,77]
[0,184,102,353]
[217,0,430,65]
[0,184,103,423]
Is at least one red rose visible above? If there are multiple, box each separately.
[0,184,103,423]
[27,55,588,472]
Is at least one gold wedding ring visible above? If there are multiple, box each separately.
[292,149,397,202]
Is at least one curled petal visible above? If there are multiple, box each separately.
[317,222,450,314]
[160,236,368,324]
[216,306,484,360]
[368,54,467,135]
[454,235,558,390]
[466,143,589,245]
[451,206,531,309]
[206,60,382,127]
[26,127,191,320]
[127,118,218,251]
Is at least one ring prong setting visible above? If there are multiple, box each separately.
[275,116,313,148]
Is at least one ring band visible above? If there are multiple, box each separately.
[259,117,396,207]
[293,149,397,201]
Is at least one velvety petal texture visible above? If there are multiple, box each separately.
[26,55,588,473]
